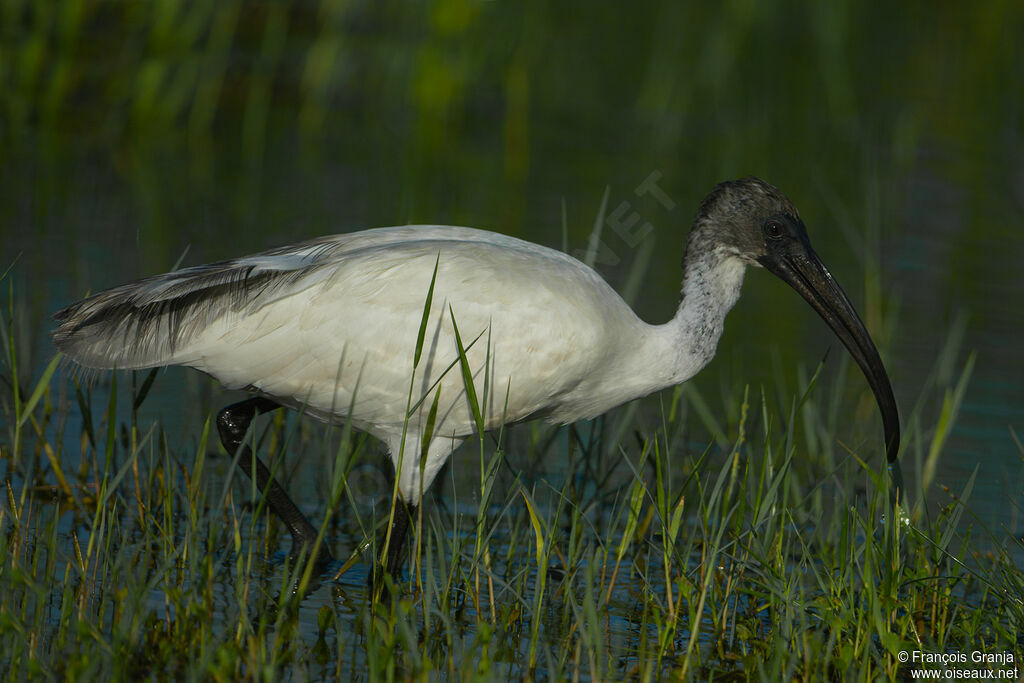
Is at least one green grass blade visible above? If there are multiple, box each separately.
[413,254,440,370]
[131,367,160,411]
[448,304,484,434]
[17,353,60,428]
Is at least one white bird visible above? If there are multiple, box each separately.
[52,177,901,583]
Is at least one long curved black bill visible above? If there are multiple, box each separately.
[759,236,903,505]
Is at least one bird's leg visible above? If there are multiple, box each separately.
[216,397,334,569]
[371,498,416,595]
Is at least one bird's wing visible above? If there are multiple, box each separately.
[181,231,639,435]
[53,227,641,435]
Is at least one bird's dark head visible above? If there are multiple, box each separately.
[690,176,805,264]
[689,176,902,487]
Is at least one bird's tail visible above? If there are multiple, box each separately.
[53,237,342,370]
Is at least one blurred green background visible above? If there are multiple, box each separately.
[2,1,1022,525]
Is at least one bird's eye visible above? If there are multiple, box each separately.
[763,220,784,239]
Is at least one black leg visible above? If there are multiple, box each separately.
[371,500,416,596]
[216,397,334,569]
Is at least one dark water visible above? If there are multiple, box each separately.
[2,0,1022,594]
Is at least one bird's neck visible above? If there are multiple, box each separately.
[551,243,748,419]
[659,245,747,384]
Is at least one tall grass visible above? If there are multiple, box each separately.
[1,278,1021,680]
